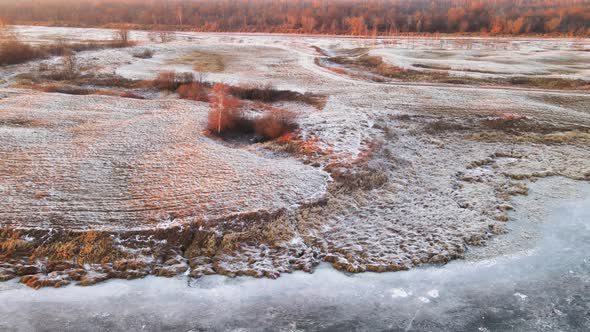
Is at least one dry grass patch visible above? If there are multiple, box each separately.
[470,130,590,144]
[423,113,590,145]
[329,55,450,82]
[0,229,33,257]
[509,76,590,90]
[133,49,154,59]
[543,130,590,143]
[413,63,452,71]
[26,83,144,99]
[0,117,47,128]
[30,231,123,265]
[168,50,228,72]
[424,119,469,134]
[413,63,511,75]
[269,134,322,157]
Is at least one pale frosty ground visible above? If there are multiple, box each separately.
[0,26,589,276]
[0,177,588,331]
[0,91,328,229]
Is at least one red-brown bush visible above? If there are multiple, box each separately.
[254,108,297,140]
[329,67,347,75]
[153,71,196,90]
[176,82,209,102]
[120,91,145,99]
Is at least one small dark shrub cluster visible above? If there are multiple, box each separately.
[133,49,154,59]
[424,119,468,134]
[478,113,559,134]
[37,84,143,99]
[79,75,138,88]
[208,106,297,141]
[153,71,196,90]
[357,55,384,67]
[120,91,145,99]
[0,40,42,65]
[254,108,298,140]
[40,84,94,95]
[229,84,325,108]
[176,82,209,101]
[152,71,211,101]
[207,108,254,137]
[229,84,298,102]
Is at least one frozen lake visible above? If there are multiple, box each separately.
[1,177,588,331]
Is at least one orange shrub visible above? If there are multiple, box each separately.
[329,67,347,75]
[176,82,208,102]
[254,108,297,140]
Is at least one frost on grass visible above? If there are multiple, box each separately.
[0,91,328,229]
[1,28,590,288]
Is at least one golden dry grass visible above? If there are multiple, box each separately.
[29,231,123,264]
[167,50,228,72]
[0,230,33,257]
[470,130,590,144]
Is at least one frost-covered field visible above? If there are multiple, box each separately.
[370,44,590,79]
[0,92,328,230]
[0,26,589,289]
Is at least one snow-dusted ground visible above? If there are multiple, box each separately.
[1,177,588,331]
[9,26,590,87]
[0,91,328,230]
[370,47,590,79]
[0,26,589,284]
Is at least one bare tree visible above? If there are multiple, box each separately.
[195,71,207,84]
[158,30,175,43]
[61,51,77,79]
[208,83,241,134]
[148,29,174,43]
[114,29,130,45]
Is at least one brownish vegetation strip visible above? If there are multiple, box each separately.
[0,207,319,288]
[0,30,135,66]
[16,64,327,108]
[420,113,590,145]
[326,54,590,90]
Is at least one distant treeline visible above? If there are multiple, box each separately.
[1,0,589,36]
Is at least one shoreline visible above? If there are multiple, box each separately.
[1,177,588,330]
